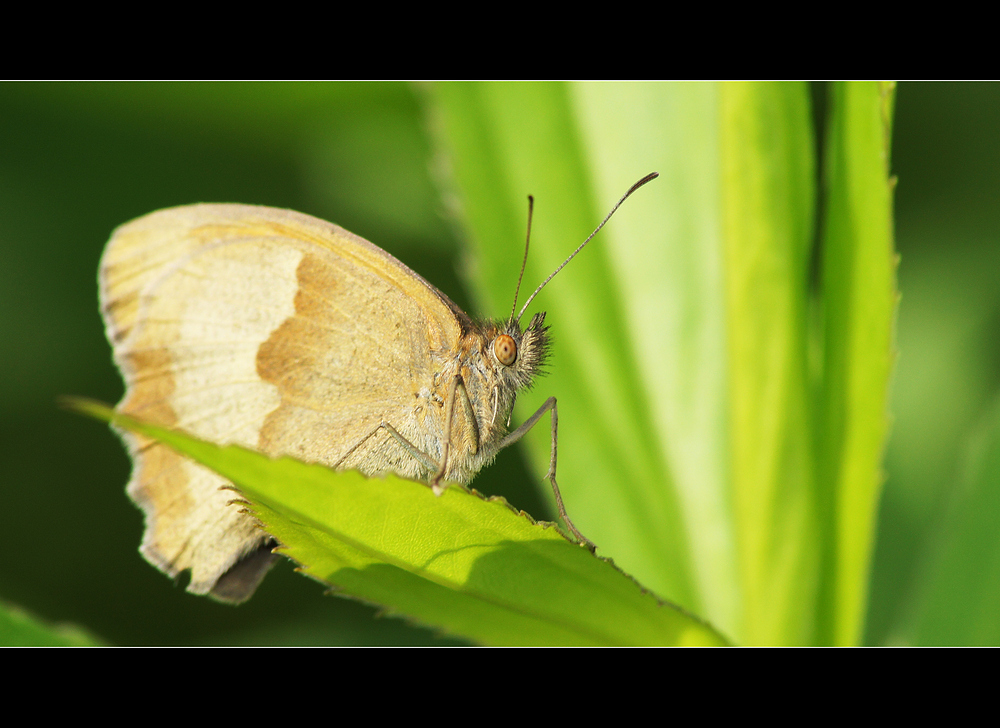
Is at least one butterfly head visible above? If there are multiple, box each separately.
[492,311,549,390]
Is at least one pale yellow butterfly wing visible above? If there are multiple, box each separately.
[100,204,466,602]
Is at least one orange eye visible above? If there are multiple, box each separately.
[494,334,517,366]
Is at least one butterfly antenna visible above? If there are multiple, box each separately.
[509,195,534,324]
[516,172,659,323]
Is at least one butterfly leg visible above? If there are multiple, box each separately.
[336,376,472,495]
[432,374,479,494]
[334,421,439,477]
[498,397,595,551]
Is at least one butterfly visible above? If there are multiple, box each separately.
[99,173,657,602]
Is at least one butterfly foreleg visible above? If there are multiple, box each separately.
[432,374,479,493]
[498,397,594,551]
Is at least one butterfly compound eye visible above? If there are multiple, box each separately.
[494,334,517,367]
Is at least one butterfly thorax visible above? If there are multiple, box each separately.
[424,312,549,484]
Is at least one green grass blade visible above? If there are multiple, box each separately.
[569,82,735,637]
[816,82,898,645]
[720,83,818,644]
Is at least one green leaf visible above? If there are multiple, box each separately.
[815,82,898,645]
[718,83,818,645]
[68,398,727,646]
[0,599,103,646]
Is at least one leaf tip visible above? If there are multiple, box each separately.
[58,395,116,422]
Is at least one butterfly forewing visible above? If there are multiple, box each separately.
[101,204,467,601]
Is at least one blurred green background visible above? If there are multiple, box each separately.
[0,82,996,645]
